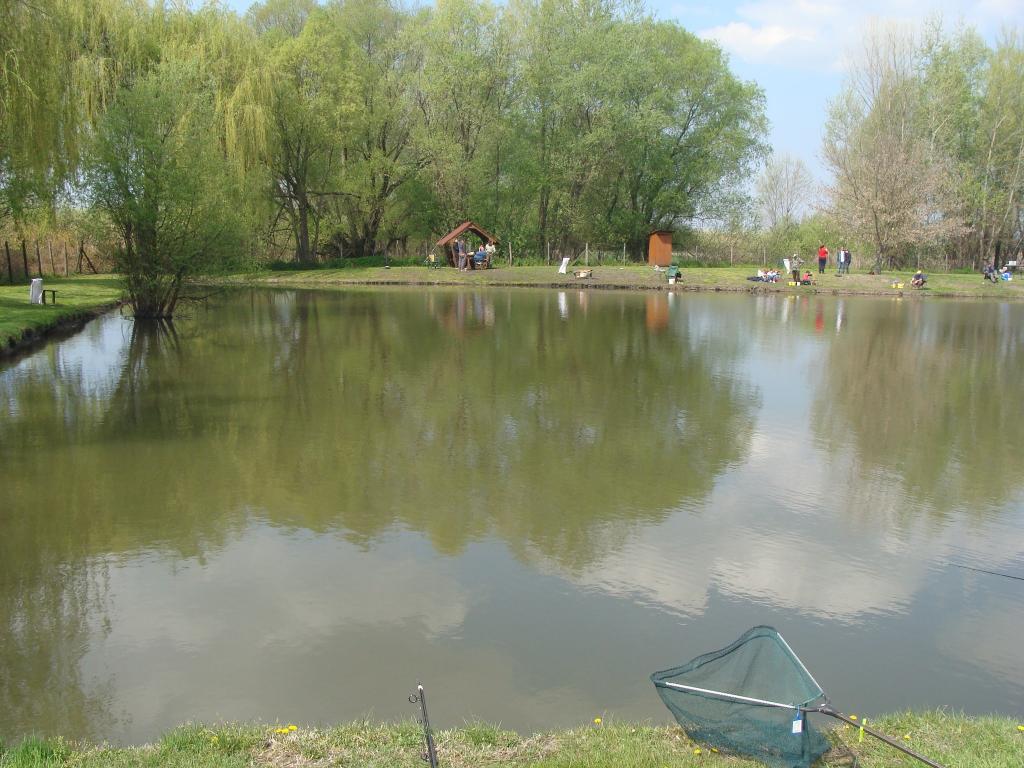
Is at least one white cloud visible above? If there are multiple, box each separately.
[694,0,1023,67]
[701,21,818,58]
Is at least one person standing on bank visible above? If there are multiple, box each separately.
[818,243,828,274]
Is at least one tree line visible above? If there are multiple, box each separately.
[1,0,767,314]
[755,21,1024,273]
[4,2,1022,313]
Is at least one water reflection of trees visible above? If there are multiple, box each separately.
[0,288,757,737]
[154,289,756,570]
[811,300,1024,515]
[0,288,759,567]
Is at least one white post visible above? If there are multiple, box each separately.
[622,242,626,264]
[508,242,512,266]
[585,243,589,266]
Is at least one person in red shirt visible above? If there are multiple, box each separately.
[817,244,828,274]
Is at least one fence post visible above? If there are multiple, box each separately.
[4,241,12,284]
[585,243,589,266]
[35,240,43,276]
[63,241,69,275]
[622,242,626,264]
[80,242,98,273]
[546,241,550,265]
[47,240,55,274]
[76,240,83,273]
[508,242,512,267]
[21,240,29,278]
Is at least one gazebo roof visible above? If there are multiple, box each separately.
[437,221,497,247]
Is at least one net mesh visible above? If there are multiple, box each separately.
[651,626,831,768]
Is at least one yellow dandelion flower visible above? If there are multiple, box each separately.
[693,747,702,755]
[849,714,857,721]
[904,734,911,741]
[288,725,297,732]
[1017,725,1024,732]
[593,717,602,725]
[710,747,719,753]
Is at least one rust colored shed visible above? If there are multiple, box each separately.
[648,230,673,267]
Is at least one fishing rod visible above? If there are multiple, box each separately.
[951,563,1024,582]
[409,683,439,768]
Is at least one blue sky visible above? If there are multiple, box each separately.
[655,0,1023,179]
[224,0,1023,180]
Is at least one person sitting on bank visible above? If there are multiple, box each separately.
[983,261,1000,282]
[911,270,927,288]
[801,271,814,285]
[474,244,487,265]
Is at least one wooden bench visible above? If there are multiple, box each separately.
[42,289,57,304]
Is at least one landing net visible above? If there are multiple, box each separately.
[651,626,831,768]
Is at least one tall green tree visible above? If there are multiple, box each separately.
[324,0,426,257]
[250,2,353,262]
[596,19,766,256]
[409,0,514,230]
[85,63,247,318]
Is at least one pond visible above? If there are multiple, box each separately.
[1,287,1023,744]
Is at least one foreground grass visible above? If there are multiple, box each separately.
[224,264,1024,300]
[0,713,1019,768]
[0,276,122,350]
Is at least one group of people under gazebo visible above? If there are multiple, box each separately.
[435,221,498,270]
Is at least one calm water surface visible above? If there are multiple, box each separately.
[1,288,1023,744]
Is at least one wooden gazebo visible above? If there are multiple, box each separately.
[436,221,498,267]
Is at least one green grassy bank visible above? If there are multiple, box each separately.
[1,714,1020,768]
[0,276,122,354]
[225,264,1024,300]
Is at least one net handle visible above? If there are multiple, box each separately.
[814,707,946,768]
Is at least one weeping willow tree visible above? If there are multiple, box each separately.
[0,0,156,223]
